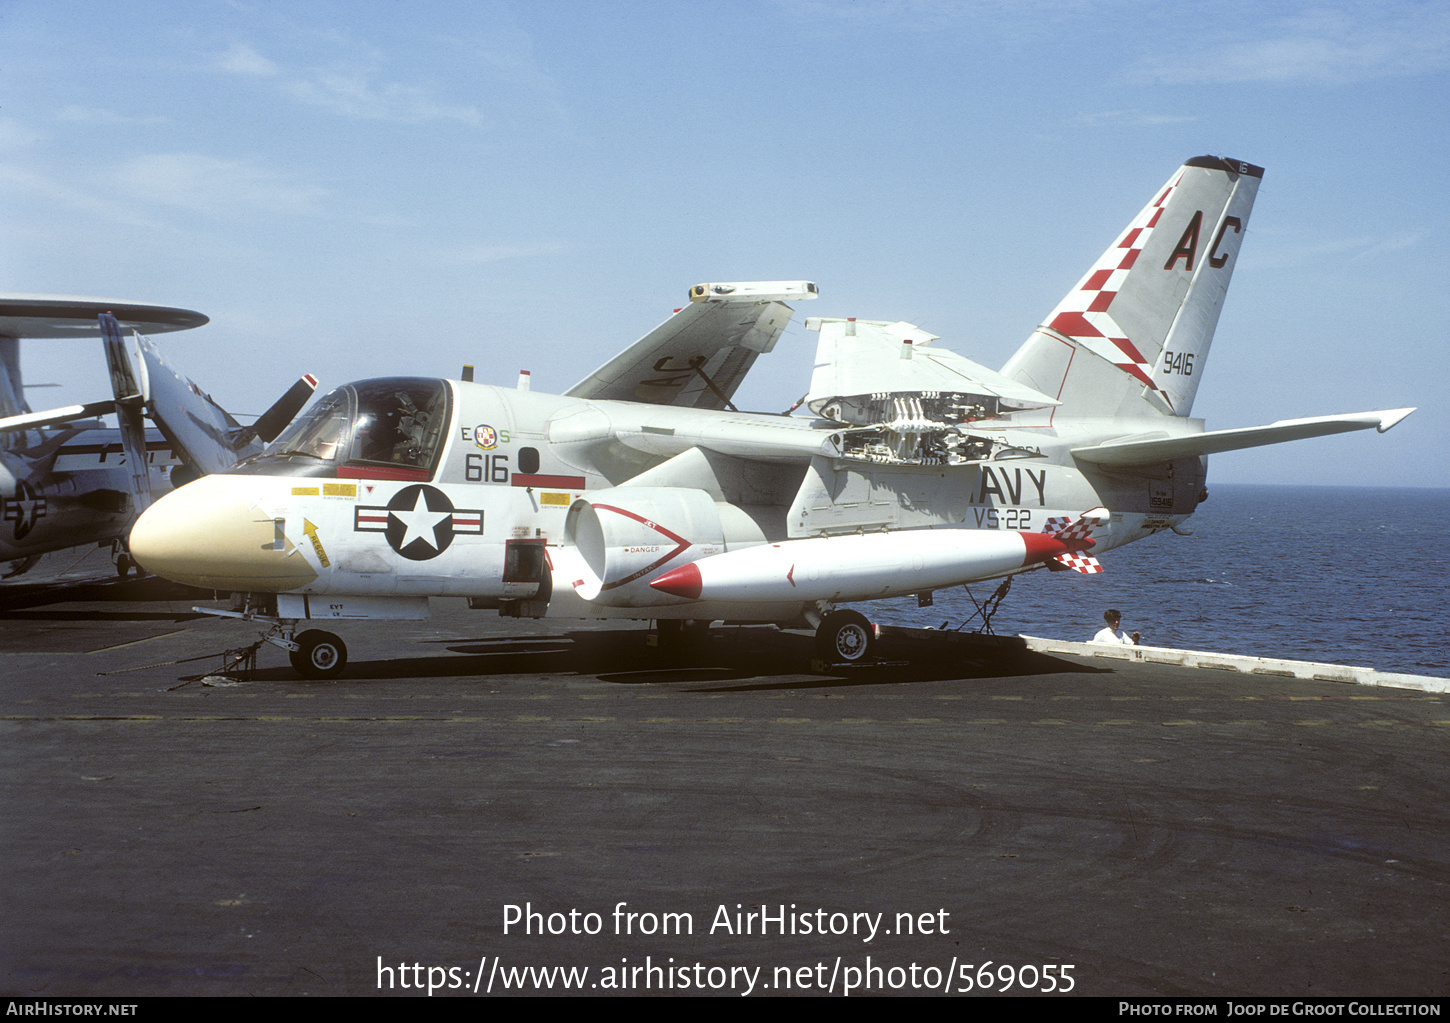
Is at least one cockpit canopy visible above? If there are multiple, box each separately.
[238,377,451,479]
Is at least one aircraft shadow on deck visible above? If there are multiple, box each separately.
[3,609,208,624]
[0,575,213,619]
[223,627,1108,686]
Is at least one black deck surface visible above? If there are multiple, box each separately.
[3,572,1447,997]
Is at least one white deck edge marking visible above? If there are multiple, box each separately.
[1017,636,1450,694]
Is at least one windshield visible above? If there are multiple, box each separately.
[264,377,450,475]
[271,387,351,461]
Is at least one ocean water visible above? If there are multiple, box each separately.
[868,485,1450,678]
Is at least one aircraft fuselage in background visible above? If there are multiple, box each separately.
[0,295,317,576]
[0,424,179,566]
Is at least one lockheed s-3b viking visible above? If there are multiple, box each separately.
[128,156,1414,677]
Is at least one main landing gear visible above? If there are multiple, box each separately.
[649,618,713,649]
[110,539,139,577]
[813,609,875,664]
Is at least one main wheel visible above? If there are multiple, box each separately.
[110,539,137,577]
[290,630,347,679]
[816,610,874,663]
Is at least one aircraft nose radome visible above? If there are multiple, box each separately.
[129,475,318,591]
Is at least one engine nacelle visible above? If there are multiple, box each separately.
[561,487,766,606]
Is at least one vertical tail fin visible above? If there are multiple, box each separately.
[99,312,154,511]
[1001,156,1263,421]
[135,330,318,476]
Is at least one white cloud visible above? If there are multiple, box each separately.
[56,106,169,127]
[283,74,482,126]
[0,118,47,150]
[1244,230,1426,269]
[449,242,567,264]
[1351,232,1425,260]
[0,163,163,229]
[216,41,481,125]
[218,43,281,78]
[1133,7,1450,85]
[1076,110,1198,127]
[112,154,327,216]
[774,0,1034,32]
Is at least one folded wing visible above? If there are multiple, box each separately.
[566,281,817,410]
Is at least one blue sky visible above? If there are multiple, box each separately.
[3,0,1446,487]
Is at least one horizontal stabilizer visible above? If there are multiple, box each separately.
[0,399,115,432]
[1070,409,1415,466]
[566,281,817,409]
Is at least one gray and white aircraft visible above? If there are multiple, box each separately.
[0,295,315,576]
[128,156,1413,677]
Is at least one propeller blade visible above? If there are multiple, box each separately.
[246,374,319,444]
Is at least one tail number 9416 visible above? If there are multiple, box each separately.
[1162,351,1194,376]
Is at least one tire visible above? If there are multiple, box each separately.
[290,630,347,679]
[816,610,874,663]
[651,618,687,653]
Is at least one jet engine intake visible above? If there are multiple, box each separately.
[561,487,766,606]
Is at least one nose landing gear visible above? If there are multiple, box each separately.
[190,604,350,680]
[290,629,348,679]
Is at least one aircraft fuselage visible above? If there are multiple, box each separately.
[128,376,1204,623]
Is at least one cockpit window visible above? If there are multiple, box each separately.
[270,388,351,462]
[347,379,448,469]
[263,377,450,477]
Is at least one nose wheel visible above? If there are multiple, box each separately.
[289,629,348,679]
[187,606,352,681]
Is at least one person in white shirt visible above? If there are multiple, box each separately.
[1092,609,1140,646]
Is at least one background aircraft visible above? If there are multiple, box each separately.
[128,156,1413,677]
[0,295,315,577]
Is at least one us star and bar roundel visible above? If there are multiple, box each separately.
[353,483,484,561]
[3,480,49,541]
